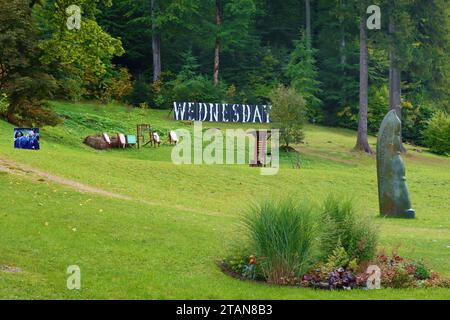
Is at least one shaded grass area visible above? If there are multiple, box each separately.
[0,101,449,299]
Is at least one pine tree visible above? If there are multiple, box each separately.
[285,31,322,123]
[0,0,58,126]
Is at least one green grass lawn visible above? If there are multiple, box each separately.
[0,101,449,299]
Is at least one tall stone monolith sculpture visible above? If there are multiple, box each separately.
[376,110,415,218]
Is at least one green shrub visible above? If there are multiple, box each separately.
[56,74,83,102]
[7,100,60,127]
[106,67,133,102]
[285,31,322,123]
[422,111,450,155]
[224,255,249,277]
[391,265,415,289]
[401,100,434,146]
[323,243,350,272]
[239,49,280,105]
[319,195,378,264]
[0,92,8,117]
[81,69,110,102]
[128,75,152,107]
[269,85,306,149]
[150,80,167,109]
[169,74,226,103]
[375,251,448,289]
[413,260,431,280]
[223,242,264,281]
[242,199,317,284]
[367,84,389,134]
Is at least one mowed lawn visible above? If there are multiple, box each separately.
[0,101,449,299]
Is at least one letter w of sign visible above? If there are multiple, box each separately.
[66,5,81,31]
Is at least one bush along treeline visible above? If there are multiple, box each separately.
[222,196,450,290]
[0,1,448,153]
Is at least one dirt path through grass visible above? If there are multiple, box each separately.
[0,157,224,217]
[0,157,132,200]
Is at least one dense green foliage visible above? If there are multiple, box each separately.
[166,51,227,106]
[36,0,125,101]
[422,111,450,155]
[99,0,449,147]
[0,0,59,126]
[0,92,8,116]
[319,195,378,264]
[269,86,306,149]
[285,31,322,123]
[1,0,449,147]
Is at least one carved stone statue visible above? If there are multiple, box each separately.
[376,110,415,218]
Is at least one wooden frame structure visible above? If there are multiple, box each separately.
[137,124,152,149]
[250,130,272,167]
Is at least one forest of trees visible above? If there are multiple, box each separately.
[0,0,449,152]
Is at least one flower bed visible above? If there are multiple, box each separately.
[222,196,449,290]
[222,250,450,290]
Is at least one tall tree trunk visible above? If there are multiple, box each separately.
[151,0,161,83]
[305,0,311,49]
[214,0,222,86]
[388,16,406,153]
[339,0,346,67]
[340,33,346,67]
[355,17,372,154]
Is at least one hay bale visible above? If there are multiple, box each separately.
[110,135,119,147]
[84,135,111,150]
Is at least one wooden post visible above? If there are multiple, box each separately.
[137,125,140,149]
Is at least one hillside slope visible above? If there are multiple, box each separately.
[0,101,448,299]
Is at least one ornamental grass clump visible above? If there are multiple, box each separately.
[319,195,378,265]
[242,199,317,285]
